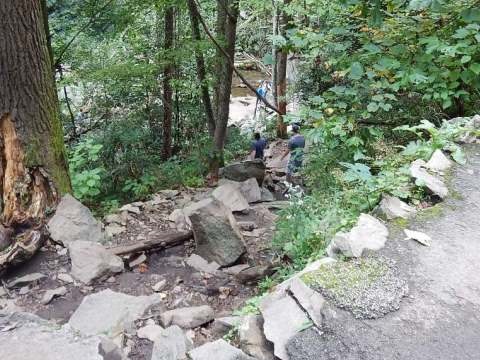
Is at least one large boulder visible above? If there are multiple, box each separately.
[188,339,254,360]
[160,305,214,329]
[47,194,105,246]
[0,312,116,360]
[188,198,246,266]
[327,214,389,258]
[239,315,274,360]
[212,183,250,212]
[68,241,124,284]
[375,194,416,220]
[68,289,163,338]
[219,178,262,203]
[410,159,448,199]
[221,159,266,184]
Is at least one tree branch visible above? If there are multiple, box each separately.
[193,0,282,115]
[54,0,116,68]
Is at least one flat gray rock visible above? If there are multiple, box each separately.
[69,240,124,284]
[7,273,45,288]
[69,289,163,338]
[259,291,310,360]
[239,315,274,360]
[151,325,193,360]
[160,305,214,329]
[327,214,389,258]
[41,286,67,305]
[186,254,220,274]
[188,339,254,360]
[47,194,105,246]
[221,159,266,184]
[375,194,416,220]
[410,159,448,198]
[188,198,246,266]
[212,183,250,213]
[0,312,106,360]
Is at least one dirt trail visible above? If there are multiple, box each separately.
[287,144,480,360]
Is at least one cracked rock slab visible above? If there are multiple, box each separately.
[188,339,254,360]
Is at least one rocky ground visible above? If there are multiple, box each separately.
[2,118,479,360]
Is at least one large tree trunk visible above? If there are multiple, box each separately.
[187,0,216,137]
[0,1,71,271]
[210,0,239,180]
[276,0,290,139]
[162,5,175,160]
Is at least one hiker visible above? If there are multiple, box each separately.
[250,132,267,160]
[254,80,271,119]
[281,124,305,183]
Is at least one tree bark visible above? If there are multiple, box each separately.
[0,1,71,271]
[187,0,216,137]
[272,0,279,107]
[211,0,239,179]
[162,5,175,160]
[276,0,290,139]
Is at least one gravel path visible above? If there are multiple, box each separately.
[287,144,480,360]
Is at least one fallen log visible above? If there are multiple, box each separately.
[107,231,193,256]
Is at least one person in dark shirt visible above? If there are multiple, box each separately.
[250,132,267,160]
[281,124,305,183]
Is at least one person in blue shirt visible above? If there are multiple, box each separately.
[281,124,305,183]
[250,132,267,160]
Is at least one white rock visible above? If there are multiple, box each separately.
[212,183,250,213]
[376,194,416,220]
[69,241,124,284]
[168,209,190,231]
[69,289,163,338]
[104,213,126,226]
[327,214,389,258]
[47,194,105,246]
[129,254,147,268]
[426,150,453,172]
[41,286,67,305]
[186,254,220,274]
[7,273,46,288]
[188,339,254,360]
[410,159,448,198]
[160,305,214,329]
[404,229,432,246]
[137,324,165,341]
[260,292,310,360]
[152,279,168,292]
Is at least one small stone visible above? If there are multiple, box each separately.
[137,324,164,341]
[41,286,67,305]
[160,305,214,329]
[239,315,274,360]
[237,222,256,231]
[119,204,141,214]
[105,224,126,238]
[7,273,46,288]
[152,280,167,292]
[107,276,116,283]
[18,286,30,295]
[410,159,448,199]
[104,213,126,226]
[404,229,432,246]
[57,247,68,256]
[235,265,274,284]
[159,189,180,199]
[222,264,251,276]
[129,254,147,268]
[375,195,416,220]
[426,149,452,172]
[186,254,220,274]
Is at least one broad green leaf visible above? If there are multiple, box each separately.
[349,62,364,80]
[461,8,480,23]
[367,102,379,112]
[470,63,480,75]
[461,55,471,64]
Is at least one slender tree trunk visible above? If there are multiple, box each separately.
[276,0,290,139]
[210,0,239,180]
[0,1,71,271]
[187,0,216,136]
[272,0,279,107]
[162,6,175,160]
